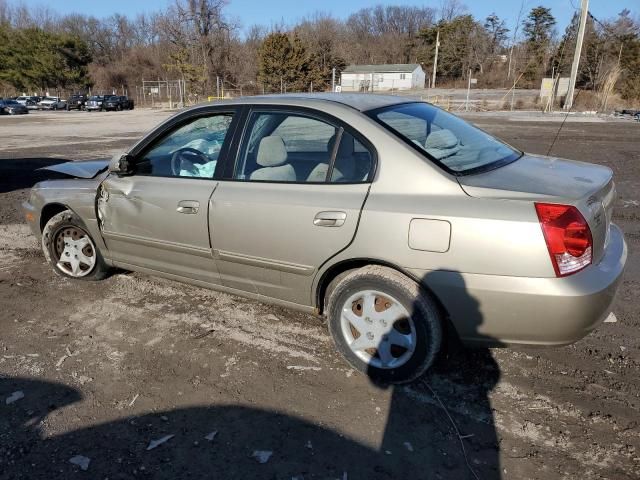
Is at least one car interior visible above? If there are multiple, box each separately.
[133,110,374,182]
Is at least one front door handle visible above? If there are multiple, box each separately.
[177,200,199,214]
[314,211,346,227]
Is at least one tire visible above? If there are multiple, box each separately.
[326,265,442,384]
[41,210,110,281]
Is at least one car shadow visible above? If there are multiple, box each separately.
[370,270,501,479]
[0,157,70,194]
[1,274,500,479]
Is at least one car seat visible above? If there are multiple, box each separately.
[250,136,296,181]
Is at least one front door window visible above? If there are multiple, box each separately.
[136,113,234,178]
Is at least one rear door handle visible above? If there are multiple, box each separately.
[314,211,346,227]
[177,200,199,214]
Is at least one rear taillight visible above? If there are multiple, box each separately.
[535,203,592,277]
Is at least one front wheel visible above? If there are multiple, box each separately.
[42,210,110,280]
[326,265,442,384]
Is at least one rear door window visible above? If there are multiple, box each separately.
[234,110,373,183]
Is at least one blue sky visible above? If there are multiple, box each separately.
[18,0,636,35]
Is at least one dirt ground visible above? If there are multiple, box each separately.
[0,108,638,480]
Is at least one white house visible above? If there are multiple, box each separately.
[339,64,426,92]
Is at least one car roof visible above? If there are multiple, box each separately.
[208,93,417,112]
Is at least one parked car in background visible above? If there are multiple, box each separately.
[119,95,134,110]
[38,96,66,110]
[0,99,29,115]
[85,95,105,112]
[15,96,41,109]
[103,95,134,111]
[23,94,627,383]
[66,94,87,111]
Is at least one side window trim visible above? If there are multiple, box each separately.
[326,126,343,183]
[129,107,240,180]
[222,105,377,185]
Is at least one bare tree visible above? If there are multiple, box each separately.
[439,0,467,22]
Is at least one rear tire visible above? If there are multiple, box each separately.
[42,210,110,281]
[326,265,442,384]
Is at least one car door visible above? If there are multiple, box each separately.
[210,107,375,306]
[99,109,239,284]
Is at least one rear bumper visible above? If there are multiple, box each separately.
[412,224,627,346]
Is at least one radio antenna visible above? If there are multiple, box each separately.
[546,89,581,157]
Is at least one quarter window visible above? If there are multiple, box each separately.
[136,113,234,178]
[234,111,373,183]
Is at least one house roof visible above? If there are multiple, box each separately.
[342,64,421,74]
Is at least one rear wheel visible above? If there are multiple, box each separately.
[42,210,110,280]
[326,265,442,384]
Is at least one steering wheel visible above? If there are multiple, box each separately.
[170,147,210,176]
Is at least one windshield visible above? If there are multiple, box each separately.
[89,96,103,100]
[370,102,520,174]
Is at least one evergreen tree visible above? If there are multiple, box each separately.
[0,26,91,92]
[257,32,314,92]
[257,32,293,92]
[484,13,509,54]
[522,6,556,81]
[418,15,478,79]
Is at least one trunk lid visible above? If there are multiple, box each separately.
[458,153,615,264]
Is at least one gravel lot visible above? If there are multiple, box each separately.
[0,108,638,479]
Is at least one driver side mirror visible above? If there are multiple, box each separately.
[108,152,134,176]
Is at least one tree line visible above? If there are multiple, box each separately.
[0,0,638,103]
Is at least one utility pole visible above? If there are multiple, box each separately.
[331,67,336,92]
[432,30,440,89]
[564,0,589,110]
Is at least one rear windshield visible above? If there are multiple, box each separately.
[370,102,520,174]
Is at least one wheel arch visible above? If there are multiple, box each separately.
[39,203,74,232]
[315,258,461,346]
[315,258,445,315]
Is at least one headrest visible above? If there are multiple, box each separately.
[257,136,288,167]
[327,132,355,158]
[425,129,458,150]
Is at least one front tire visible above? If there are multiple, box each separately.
[326,266,442,384]
[42,210,110,281]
